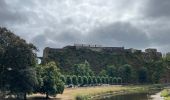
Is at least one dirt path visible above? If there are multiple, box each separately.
[150,92,164,100]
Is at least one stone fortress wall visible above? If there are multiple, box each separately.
[43,44,162,61]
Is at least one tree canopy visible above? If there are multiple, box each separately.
[0,27,38,99]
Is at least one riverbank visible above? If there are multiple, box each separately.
[28,84,164,100]
[28,85,165,100]
[161,88,170,100]
[73,84,163,100]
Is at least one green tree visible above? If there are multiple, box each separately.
[118,64,132,83]
[99,69,107,76]
[109,77,113,85]
[101,77,106,84]
[73,60,94,76]
[105,77,109,84]
[138,67,148,83]
[117,77,122,84]
[82,76,88,85]
[40,62,64,99]
[60,75,66,84]
[0,27,38,99]
[72,75,78,86]
[113,77,117,84]
[106,65,117,77]
[88,76,93,85]
[92,76,97,85]
[78,76,83,86]
[97,77,101,84]
[66,75,72,85]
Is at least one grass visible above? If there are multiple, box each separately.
[161,89,170,100]
[73,84,164,100]
[28,84,164,100]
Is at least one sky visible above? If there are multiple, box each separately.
[0,0,170,56]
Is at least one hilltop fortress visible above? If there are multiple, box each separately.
[42,44,162,73]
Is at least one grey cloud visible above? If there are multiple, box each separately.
[88,22,150,48]
[2,0,170,55]
[0,0,28,25]
[144,0,170,18]
[31,28,82,52]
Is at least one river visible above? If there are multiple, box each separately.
[97,90,163,100]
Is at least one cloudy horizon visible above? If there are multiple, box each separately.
[1,0,170,56]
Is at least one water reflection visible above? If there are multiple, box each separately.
[98,93,152,100]
[97,90,162,100]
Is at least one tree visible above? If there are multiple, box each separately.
[118,64,132,83]
[0,27,38,99]
[78,76,83,86]
[106,77,110,84]
[66,75,72,85]
[72,75,78,86]
[106,65,117,77]
[138,67,148,83]
[82,76,88,85]
[151,61,164,83]
[60,75,66,84]
[109,77,113,85]
[99,69,107,76]
[73,60,94,76]
[97,77,101,84]
[117,77,122,84]
[92,76,97,85]
[88,76,93,85]
[112,77,117,84]
[101,77,106,84]
[40,62,64,99]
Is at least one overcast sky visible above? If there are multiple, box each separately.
[1,0,170,56]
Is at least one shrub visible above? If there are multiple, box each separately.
[76,95,89,100]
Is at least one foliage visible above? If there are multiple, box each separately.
[118,64,132,83]
[0,27,38,99]
[38,62,64,98]
[76,95,89,100]
[72,75,78,86]
[82,76,88,85]
[97,77,102,84]
[73,60,94,76]
[88,76,93,85]
[78,76,83,85]
[92,76,97,85]
[101,77,106,84]
[60,75,66,83]
[66,75,72,85]
[138,67,148,83]
[106,65,117,77]
[99,69,107,76]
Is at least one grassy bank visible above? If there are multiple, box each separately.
[57,84,163,100]
[161,89,170,100]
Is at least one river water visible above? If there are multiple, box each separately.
[97,90,163,100]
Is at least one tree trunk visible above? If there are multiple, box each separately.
[46,92,49,99]
[24,92,27,100]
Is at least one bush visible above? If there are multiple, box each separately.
[92,76,97,85]
[78,76,83,85]
[101,77,106,84]
[109,77,113,84]
[76,95,89,100]
[60,75,66,83]
[72,75,78,86]
[112,77,117,84]
[82,76,88,85]
[97,77,102,84]
[161,89,170,97]
[88,76,93,85]
[66,75,72,85]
